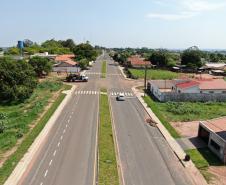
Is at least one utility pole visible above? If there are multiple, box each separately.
[144,63,147,96]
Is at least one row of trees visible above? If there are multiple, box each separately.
[0,56,52,103]
[5,39,76,55]
[4,39,99,70]
[112,47,226,69]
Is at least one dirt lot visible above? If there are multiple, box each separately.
[171,120,226,185]
[171,121,200,138]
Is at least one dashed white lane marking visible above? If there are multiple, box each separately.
[66,124,68,128]
[49,159,53,166]
[63,129,66,133]
[57,142,60,147]
[72,111,74,114]
[44,170,48,177]
[68,119,70,123]
[53,150,57,156]
[60,135,63,140]
[40,182,43,185]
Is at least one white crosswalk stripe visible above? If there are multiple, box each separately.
[109,92,134,97]
[74,91,99,95]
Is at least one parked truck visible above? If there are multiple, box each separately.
[66,73,88,82]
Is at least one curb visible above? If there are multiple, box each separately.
[4,85,76,185]
[117,66,134,81]
[132,86,208,185]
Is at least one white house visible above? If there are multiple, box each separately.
[148,78,226,102]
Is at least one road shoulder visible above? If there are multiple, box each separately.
[4,85,76,185]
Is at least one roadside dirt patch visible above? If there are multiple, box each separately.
[171,121,200,137]
[209,166,226,185]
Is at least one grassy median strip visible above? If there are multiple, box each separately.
[0,85,70,184]
[99,90,119,185]
[101,61,107,78]
[143,95,180,138]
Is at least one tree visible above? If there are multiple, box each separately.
[78,58,89,70]
[209,53,220,63]
[149,50,169,67]
[73,43,98,61]
[5,47,20,55]
[41,39,71,54]
[23,39,34,47]
[181,50,202,68]
[59,39,76,51]
[0,57,37,102]
[29,56,52,77]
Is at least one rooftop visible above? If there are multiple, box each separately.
[201,117,226,141]
[128,55,151,66]
[55,54,75,62]
[176,81,199,89]
[197,79,226,90]
[55,54,77,66]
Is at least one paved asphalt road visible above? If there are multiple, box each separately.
[106,54,194,185]
[19,52,193,185]
[19,55,103,185]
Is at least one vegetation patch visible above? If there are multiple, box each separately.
[186,148,222,183]
[155,101,226,122]
[143,95,180,138]
[128,68,178,80]
[101,61,107,78]
[99,90,119,185]
[0,80,70,184]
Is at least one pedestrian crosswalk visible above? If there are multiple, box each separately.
[74,90,134,97]
[75,91,99,95]
[85,72,121,76]
[85,72,101,75]
[110,92,134,97]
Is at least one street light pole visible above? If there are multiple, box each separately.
[144,63,147,96]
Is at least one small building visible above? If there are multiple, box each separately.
[198,118,226,163]
[148,78,226,102]
[30,52,57,60]
[53,54,80,73]
[127,55,151,68]
[204,63,226,70]
[54,54,77,67]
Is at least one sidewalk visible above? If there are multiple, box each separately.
[4,85,76,185]
[132,87,208,185]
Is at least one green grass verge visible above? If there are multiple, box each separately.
[99,90,119,185]
[0,86,69,184]
[154,101,226,122]
[128,68,178,80]
[143,95,180,138]
[0,80,65,153]
[101,61,107,78]
[186,148,222,183]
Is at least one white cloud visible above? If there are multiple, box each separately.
[148,0,226,21]
[183,0,226,12]
[147,11,197,21]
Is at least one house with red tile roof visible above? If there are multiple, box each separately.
[148,78,226,102]
[54,54,77,67]
[127,55,151,68]
[174,79,226,94]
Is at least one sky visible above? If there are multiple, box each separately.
[0,0,226,49]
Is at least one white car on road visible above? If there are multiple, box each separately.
[116,93,125,101]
